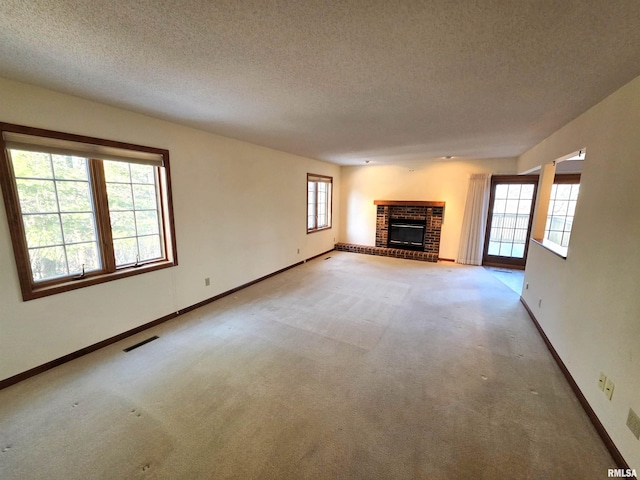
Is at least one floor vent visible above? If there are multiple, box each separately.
[124,336,159,352]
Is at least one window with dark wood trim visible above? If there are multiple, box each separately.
[544,174,581,249]
[0,123,178,301]
[307,173,332,233]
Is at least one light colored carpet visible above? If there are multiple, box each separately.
[0,252,613,479]
[484,267,525,295]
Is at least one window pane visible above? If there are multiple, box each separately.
[133,184,157,210]
[106,183,134,210]
[12,152,101,282]
[520,184,534,200]
[556,185,572,200]
[548,231,563,245]
[106,161,165,265]
[493,199,506,214]
[564,217,574,231]
[513,229,528,243]
[135,210,160,235]
[544,180,579,249]
[511,244,525,258]
[130,164,155,184]
[549,216,566,231]
[138,235,161,261]
[61,213,97,244]
[517,199,531,214]
[505,199,518,214]
[110,211,136,238]
[499,243,513,256]
[66,242,100,274]
[307,178,331,231]
[113,237,138,266]
[495,185,508,199]
[57,181,92,212]
[507,184,521,199]
[16,179,58,213]
[569,185,580,200]
[29,246,67,281]
[103,161,131,183]
[553,201,568,216]
[501,229,515,242]
[23,214,63,248]
[11,150,53,178]
[488,241,500,255]
[515,214,529,229]
[52,155,89,180]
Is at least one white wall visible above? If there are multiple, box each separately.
[519,75,640,469]
[338,159,517,260]
[0,78,339,382]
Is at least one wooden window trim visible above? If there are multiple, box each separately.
[0,123,178,301]
[541,173,581,256]
[306,173,333,234]
[553,173,581,184]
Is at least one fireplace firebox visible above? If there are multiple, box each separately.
[388,218,426,251]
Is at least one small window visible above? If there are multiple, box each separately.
[544,174,580,248]
[307,173,332,233]
[0,123,178,300]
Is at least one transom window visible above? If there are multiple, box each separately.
[0,123,178,300]
[307,174,332,233]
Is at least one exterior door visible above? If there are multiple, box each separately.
[483,175,538,268]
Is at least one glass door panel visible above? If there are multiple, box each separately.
[483,176,538,268]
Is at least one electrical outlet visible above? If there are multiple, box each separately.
[297,248,300,254]
[626,408,640,440]
[525,283,529,290]
[604,378,615,400]
[598,372,607,391]
[204,277,210,287]
[538,298,542,308]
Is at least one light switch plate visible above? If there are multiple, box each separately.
[598,372,606,391]
[604,378,615,400]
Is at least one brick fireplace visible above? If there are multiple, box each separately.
[335,200,445,263]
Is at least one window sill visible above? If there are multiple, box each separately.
[531,238,568,259]
[24,260,176,301]
[307,226,332,234]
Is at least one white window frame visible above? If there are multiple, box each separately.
[307,173,332,233]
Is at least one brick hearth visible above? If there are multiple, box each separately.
[336,200,445,263]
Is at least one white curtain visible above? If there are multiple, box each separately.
[456,173,491,265]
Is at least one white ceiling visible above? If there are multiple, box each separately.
[2,1,640,165]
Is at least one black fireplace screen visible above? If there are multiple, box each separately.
[388,219,426,251]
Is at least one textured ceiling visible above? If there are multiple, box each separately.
[2,1,640,165]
